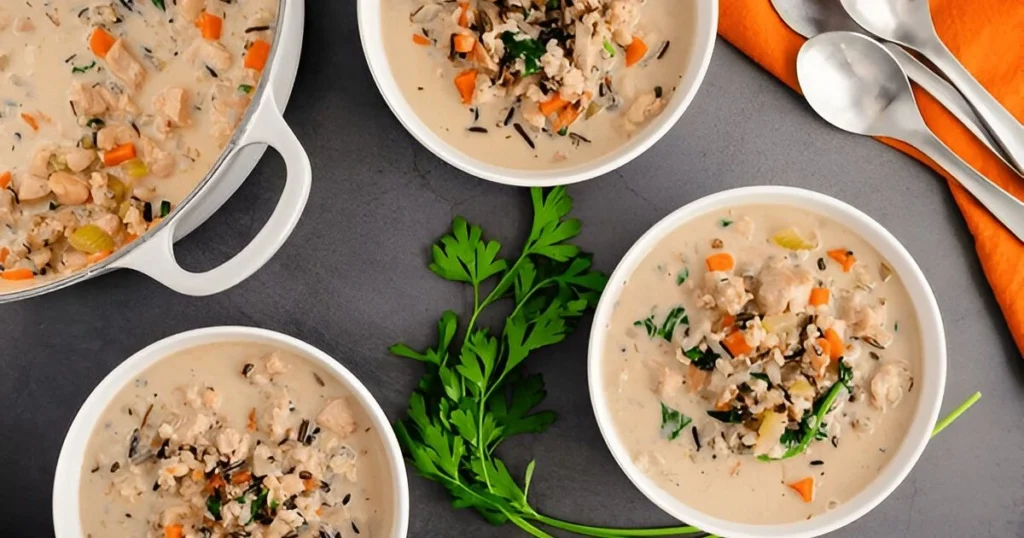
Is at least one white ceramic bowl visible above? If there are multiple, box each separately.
[357,1,718,186]
[53,326,410,538]
[587,186,946,538]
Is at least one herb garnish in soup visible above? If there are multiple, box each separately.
[80,343,395,537]
[0,0,276,287]
[384,0,694,168]
[603,206,920,523]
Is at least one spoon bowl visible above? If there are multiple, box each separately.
[840,0,935,46]
[797,32,921,137]
[770,0,862,38]
[798,31,1024,242]
[841,0,1024,172]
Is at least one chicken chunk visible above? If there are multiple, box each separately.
[17,173,51,201]
[139,137,175,177]
[69,81,108,117]
[187,40,233,72]
[870,362,912,410]
[48,172,90,205]
[754,257,814,315]
[152,87,191,134]
[316,398,358,438]
[179,0,207,21]
[704,272,752,315]
[104,40,147,93]
[96,123,138,151]
[28,147,53,178]
[64,148,96,173]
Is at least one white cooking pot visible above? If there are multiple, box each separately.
[1,0,311,302]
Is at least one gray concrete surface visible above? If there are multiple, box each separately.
[6,3,1022,536]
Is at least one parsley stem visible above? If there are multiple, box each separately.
[529,514,705,536]
[931,391,981,437]
[511,515,555,538]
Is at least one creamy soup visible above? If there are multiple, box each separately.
[80,343,395,538]
[382,0,695,169]
[0,0,277,290]
[602,206,920,524]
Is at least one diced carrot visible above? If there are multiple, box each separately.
[454,69,477,105]
[197,12,223,41]
[808,287,830,307]
[458,2,470,27]
[1,268,34,281]
[412,33,432,46]
[824,328,844,361]
[203,473,226,495]
[827,248,856,272]
[303,477,318,491]
[316,507,324,517]
[0,247,9,264]
[705,252,734,272]
[231,470,252,484]
[87,250,112,264]
[723,330,752,357]
[788,477,814,503]
[21,113,39,131]
[244,39,272,71]
[90,27,117,58]
[453,34,476,53]
[625,36,648,67]
[164,524,184,538]
[103,143,137,167]
[815,337,832,360]
[539,95,569,117]
[714,400,732,411]
[247,407,257,432]
[0,171,10,189]
[125,233,139,244]
[719,314,736,331]
[552,103,582,133]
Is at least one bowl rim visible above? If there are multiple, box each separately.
[356,0,719,187]
[52,326,411,538]
[587,186,947,538]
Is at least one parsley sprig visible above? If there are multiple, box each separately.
[391,188,705,537]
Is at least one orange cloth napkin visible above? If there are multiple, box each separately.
[719,0,1024,353]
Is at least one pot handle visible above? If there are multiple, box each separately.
[112,92,311,296]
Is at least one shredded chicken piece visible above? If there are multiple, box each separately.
[104,39,147,93]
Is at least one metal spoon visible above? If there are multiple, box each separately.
[797,32,1024,242]
[770,0,1008,167]
[841,0,1024,173]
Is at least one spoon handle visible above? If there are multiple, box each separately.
[883,44,1011,170]
[913,130,1024,243]
[919,39,1024,174]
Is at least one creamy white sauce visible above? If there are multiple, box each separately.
[602,206,921,524]
[381,0,696,169]
[80,343,395,538]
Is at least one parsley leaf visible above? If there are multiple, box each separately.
[635,306,687,342]
[391,188,702,537]
[501,31,546,76]
[676,267,689,285]
[660,403,692,441]
[683,345,718,371]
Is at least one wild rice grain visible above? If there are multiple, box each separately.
[513,123,535,149]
